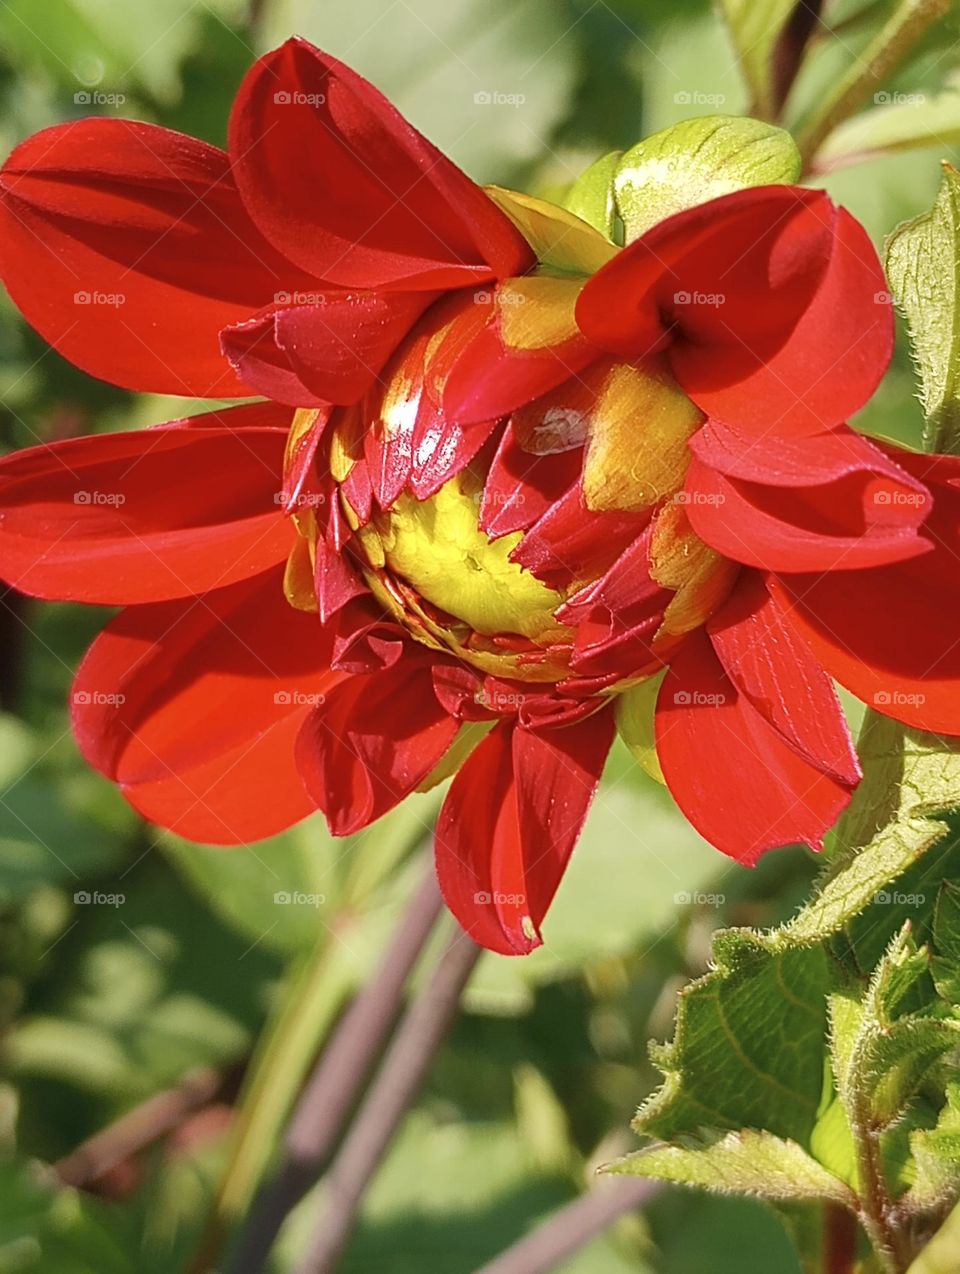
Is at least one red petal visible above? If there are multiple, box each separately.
[221,291,434,407]
[434,711,614,955]
[510,483,649,590]
[577,187,891,434]
[295,652,459,834]
[771,472,960,732]
[228,38,532,289]
[0,120,309,396]
[707,571,860,786]
[656,630,855,863]
[441,302,598,427]
[0,406,293,603]
[480,423,583,539]
[683,451,931,571]
[72,569,334,843]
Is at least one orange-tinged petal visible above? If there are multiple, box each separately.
[650,502,739,636]
[497,275,585,352]
[582,362,703,512]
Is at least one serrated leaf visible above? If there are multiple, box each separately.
[716,0,798,118]
[906,1086,960,1210]
[635,930,829,1146]
[614,116,801,242]
[819,85,960,170]
[563,150,622,241]
[832,928,960,1131]
[933,882,960,1003]
[608,1128,855,1206]
[886,163,960,452]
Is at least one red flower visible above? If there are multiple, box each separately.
[1,38,958,956]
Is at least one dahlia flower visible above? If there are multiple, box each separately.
[1,38,957,954]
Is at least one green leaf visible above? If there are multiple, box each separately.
[932,882,960,1003]
[563,150,622,241]
[636,931,829,1146]
[614,116,801,242]
[715,0,797,118]
[818,83,960,169]
[831,928,960,1131]
[886,163,960,453]
[906,1086,960,1210]
[608,1129,855,1206]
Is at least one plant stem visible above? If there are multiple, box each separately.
[472,1178,659,1274]
[293,925,482,1274]
[224,865,444,1274]
[188,942,350,1274]
[54,1067,222,1188]
[850,1093,907,1274]
[823,1202,859,1274]
[795,0,950,171]
[771,1,825,121]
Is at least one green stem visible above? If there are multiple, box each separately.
[795,0,950,171]
[189,941,351,1273]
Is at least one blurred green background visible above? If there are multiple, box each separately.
[0,1,957,1271]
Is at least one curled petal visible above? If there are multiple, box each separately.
[221,291,434,407]
[577,186,892,434]
[229,38,532,289]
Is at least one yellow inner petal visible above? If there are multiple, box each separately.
[650,502,739,637]
[497,275,584,352]
[582,363,703,512]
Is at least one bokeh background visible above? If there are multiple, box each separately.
[0,2,958,1271]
